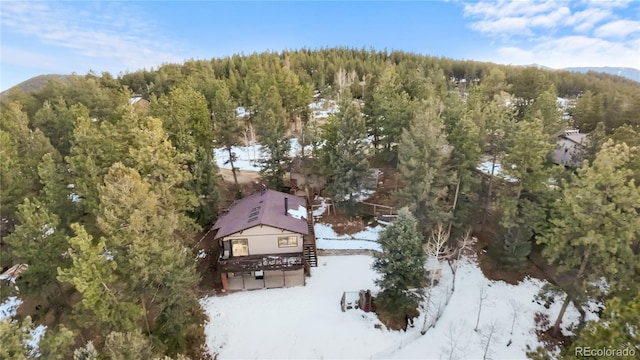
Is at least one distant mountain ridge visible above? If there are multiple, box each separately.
[523,65,639,82]
[0,74,78,99]
[562,67,640,82]
[3,64,638,100]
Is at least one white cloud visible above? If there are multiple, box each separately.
[491,36,640,69]
[470,17,532,36]
[461,0,639,69]
[568,8,612,32]
[595,20,640,38]
[464,0,557,19]
[0,2,186,74]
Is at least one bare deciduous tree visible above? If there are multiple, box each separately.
[442,321,468,360]
[481,320,499,360]
[474,283,488,332]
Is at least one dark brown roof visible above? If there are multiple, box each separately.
[213,189,308,240]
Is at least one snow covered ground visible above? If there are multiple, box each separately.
[314,223,383,251]
[0,296,22,320]
[312,195,384,251]
[214,138,307,171]
[0,296,47,353]
[200,253,591,359]
[309,99,340,119]
[200,256,402,359]
[477,161,518,183]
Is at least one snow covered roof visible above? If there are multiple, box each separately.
[213,190,308,239]
[0,264,28,283]
[559,129,587,145]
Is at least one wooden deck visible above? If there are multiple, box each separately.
[218,253,304,272]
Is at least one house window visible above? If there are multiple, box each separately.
[231,239,249,256]
[254,270,264,279]
[278,236,298,247]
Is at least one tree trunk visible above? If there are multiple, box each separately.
[552,249,592,336]
[448,259,458,293]
[227,147,239,187]
[448,179,461,235]
[552,295,571,337]
[481,148,498,228]
[483,325,495,359]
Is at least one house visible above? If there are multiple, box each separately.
[129,94,149,111]
[0,264,28,288]
[212,189,317,290]
[552,129,587,167]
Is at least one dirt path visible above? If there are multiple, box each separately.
[219,168,260,184]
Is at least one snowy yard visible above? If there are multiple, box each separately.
[313,196,384,251]
[200,254,590,359]
[214,138,308,171]
[200,255,402,359]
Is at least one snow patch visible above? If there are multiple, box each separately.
[314,223,383,251]
[477,161,517,183]
[214,138,301,171]
[287,205,308,220]
[0,296,23,320]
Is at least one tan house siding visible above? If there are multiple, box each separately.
[223,225,303,256]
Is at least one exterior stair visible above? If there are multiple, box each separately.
[303,207,318,268]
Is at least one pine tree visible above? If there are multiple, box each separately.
[95,163,205,357]
[58,224,143,334]
[443,96,481,236]
[32,99,81,157]
[538,140,640,336]
[127,116,198,234]
[103,331,158,360]
[211,80,243,187]
[255,85,291,190]
[524,89,564,136]
[366,65,416,159]
[38,152,79,227]
[73,341,98,360]
[188,147,221,227]
[4,199,70,300]
[38,325,76,360]
[256,109,291,190]
[0,317,74,359]
[498,225,533,269]
[478,92,517,227]
[373,207,426,317]
[498,118,556,235]
[0,316,33,359]
[564,293,640,359]
[324,96,370,208]
[396,99,453,234]
[572,90,605,133]
[0,102,58,220]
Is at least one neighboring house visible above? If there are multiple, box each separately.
[552,129,587,167]
[213,189,317,290]
[0,264,28,287]
[129,95,149,112]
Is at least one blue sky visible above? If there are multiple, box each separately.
[1,1,639,91]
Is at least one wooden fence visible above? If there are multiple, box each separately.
[359,202,398,217]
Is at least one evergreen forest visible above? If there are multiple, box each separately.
[1,48,639,359]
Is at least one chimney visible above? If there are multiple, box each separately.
[284,197,289,215]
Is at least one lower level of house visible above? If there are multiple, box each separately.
[221,269,305,290]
